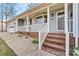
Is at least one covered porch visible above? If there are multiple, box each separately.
[15,3,79,56]
[16,3,73,33]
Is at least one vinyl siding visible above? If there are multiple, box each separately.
[77,4,79,35]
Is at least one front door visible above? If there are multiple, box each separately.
[49,13,56,32]
[57,11,64,31]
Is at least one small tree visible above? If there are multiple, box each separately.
[0,3,17,31]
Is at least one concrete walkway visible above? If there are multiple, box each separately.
[0,32,55,56]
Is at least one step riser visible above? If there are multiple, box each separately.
[43,44,65,52]
[48,33,65,36]
[47,36,65,40]
[45,39,65,46]
[42,46,65,56]
[47,35,65,38]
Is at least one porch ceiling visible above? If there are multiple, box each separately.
[28,3,65,19]
[50,3,64,12]
[16,3,51,19]
[7,3,72,23]
[29,9,47,19]
[50,3,72,12]
[16,3,72,20]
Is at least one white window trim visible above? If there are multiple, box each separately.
[56,10,65,32]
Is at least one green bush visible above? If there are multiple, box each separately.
[73,47,79,56]
[69,48,74,56]
[32,40,38,44]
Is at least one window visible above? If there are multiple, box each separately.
[29,19,32,25]
[51,13,54,17]
[58,12,64,16]
[69,5,73,19]
[51,13,54,20]
[21,20,24,25]
[18,19,24,26]
[70,11,72,18]
[35,16,43,24]
[36,16,42,19]
[44,15,47,23]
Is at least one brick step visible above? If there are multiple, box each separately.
[48,34,65,37]
[46,35,65,40]
[47,33,73,39]
[45,37,74,49]
[48,33,65,36]
[42,46,65,56]
[47,34,65,38]
[44,37,75,49]
[43,42,65,52]
[42,32,77,56]
[45,38,65,46]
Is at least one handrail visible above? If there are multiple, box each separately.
[40,23,48,33]
[39,23,48,49]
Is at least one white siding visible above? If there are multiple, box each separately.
[77,4,79,35]
[49,19,56,32]
[73,3,79,37]
[7,20,16,32]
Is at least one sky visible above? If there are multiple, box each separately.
[16,3,28,15]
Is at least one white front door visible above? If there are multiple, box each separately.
[56,11,64,31]
[49,13,56,32]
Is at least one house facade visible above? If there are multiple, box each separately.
[7,3,79,56]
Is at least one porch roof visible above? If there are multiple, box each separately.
[7,3,51,23]
[7,3,68,23]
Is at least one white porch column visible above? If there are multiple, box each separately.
[75,4,79,47]
[47,7,50,32]
[26,15,29,32]
[65,3,69,56]
[73,3,78,47]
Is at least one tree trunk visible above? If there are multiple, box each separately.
[1,4,3,32]
[5,3,7,32]
[5,16,7,32]
[1,20,3,32]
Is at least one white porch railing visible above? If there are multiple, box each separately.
[18,25,27,32]
[39,23,48,49]
[29,23,46,32]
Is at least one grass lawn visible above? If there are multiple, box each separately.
[0,37,16,56]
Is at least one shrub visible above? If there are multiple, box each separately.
[73,47,79,56]
[32,40,38,44]
[69,48,74,56]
